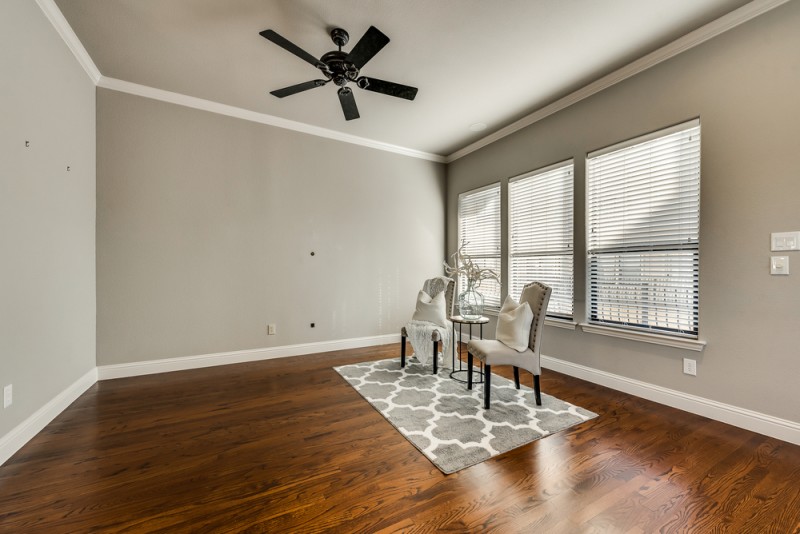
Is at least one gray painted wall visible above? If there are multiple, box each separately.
[0,1,96,437]
[96,89,446,365]
[4,0,797,452]
[448,1,800,423]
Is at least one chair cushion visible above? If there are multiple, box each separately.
[495,295,534,352]
[411,290,447,328]
[467,339,539,374]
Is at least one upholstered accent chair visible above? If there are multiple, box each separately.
[400,277,455,374]
[467,281,552,409]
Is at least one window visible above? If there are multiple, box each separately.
[509,161,574,318]
[457,183,501,310]
[587,120,700,337]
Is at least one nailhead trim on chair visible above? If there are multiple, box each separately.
[468,281,552,409]
[525,281,549,356]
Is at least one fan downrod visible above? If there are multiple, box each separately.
[320,29,358,87]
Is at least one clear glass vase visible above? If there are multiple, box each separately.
[458,281,484,320]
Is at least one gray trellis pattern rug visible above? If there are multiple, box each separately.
[334,357,598,474]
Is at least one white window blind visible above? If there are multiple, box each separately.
[509,162,574,318]
[458,184,501,309]
[587,120,700,337]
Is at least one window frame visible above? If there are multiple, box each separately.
[456,182,502,312]
[585,119,701,340]
[508,160,574,320]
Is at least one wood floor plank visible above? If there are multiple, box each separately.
[1,343,799,532]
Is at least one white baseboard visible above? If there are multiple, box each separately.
[541,354,800,446]
[2,334,399,465]
[6,340,795,470]
[0,367,98,466]
[98,333,401,380]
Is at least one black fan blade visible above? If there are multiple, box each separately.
[357,77,418,101]
[270,79,328,98]
[347,26,390,69]
[337,87,360,121]
[260,29,323,69]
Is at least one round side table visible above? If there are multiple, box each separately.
[450,315,489,384]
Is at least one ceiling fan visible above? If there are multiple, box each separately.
[260,26,418,121]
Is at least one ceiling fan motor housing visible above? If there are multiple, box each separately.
[320,50,359,86]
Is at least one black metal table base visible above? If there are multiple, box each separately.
[450,315,488,384]
[449,368,484,384]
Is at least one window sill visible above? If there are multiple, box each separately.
[545,318,578,330]
[579,323,706,351]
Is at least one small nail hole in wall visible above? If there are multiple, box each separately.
[310,323,315,328]
[67,166,71,171]
[25,141,30,147]
[310,251,315,256]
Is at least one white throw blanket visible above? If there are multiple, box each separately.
[405,276,452,368]
[405,320,452,367]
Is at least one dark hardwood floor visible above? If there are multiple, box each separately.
[1,344,799,533]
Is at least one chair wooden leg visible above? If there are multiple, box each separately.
[484,364,492,409]
[401,335,406,367]
[513,366,520,389]
[534,374,542,406]
[433,341,438,375]
[467,352,473,390]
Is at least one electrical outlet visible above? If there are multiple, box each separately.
[3,384,12,408]
[267,324,276,335]
[683,358,697,376]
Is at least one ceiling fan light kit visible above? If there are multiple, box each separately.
[260,25,418,121]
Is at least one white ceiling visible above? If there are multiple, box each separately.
[54,0,758,158]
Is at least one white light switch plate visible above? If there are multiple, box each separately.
[771,256,789,275]
[771,231,800,251]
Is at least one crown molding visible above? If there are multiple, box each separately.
[37,0,788,165]
[446,0,792,163]
[97,77,447,163]
[35,0,101,84]
[35,0,444,163]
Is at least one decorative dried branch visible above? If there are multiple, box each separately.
[443,241,499,289]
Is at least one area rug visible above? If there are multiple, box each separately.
[334,357,597,474]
